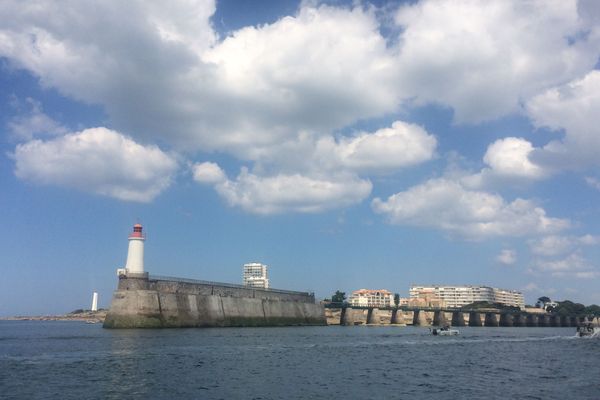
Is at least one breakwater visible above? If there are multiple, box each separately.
[104,274,326,328]
[325,307,599,327]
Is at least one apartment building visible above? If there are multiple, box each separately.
[409,285,524,309]
[349,289,395,307]
[243,262,269,289]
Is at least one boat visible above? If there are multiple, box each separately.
[431,326,459,336]
[576,323,600,338]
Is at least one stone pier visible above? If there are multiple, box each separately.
[451,311,466,326]
[526,314,538,327]
[366,308,377,324]
[538,315,550,327]
[433,310,447,326]
[499,314,513,327]
[469,312,482,327]
[341,308,367,325]
[513,314,526,327]
[326,306,586,327]
[484,313,499,327]
[412,310,429,326]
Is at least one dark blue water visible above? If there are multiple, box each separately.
[1,321,598,399]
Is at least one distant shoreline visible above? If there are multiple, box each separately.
[1,310,107,323]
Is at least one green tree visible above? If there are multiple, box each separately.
[554,300,586,316]
[331,290,346,304]
[536,296,551,308]
[394,293,400,307]
[584,304,600,316]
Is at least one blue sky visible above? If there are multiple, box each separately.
[2,0,600,316]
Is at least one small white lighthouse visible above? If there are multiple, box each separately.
[91,292,98,312]
[124,223,145,275]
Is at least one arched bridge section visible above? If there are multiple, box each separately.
[324,304,597,327]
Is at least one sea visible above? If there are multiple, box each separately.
[0,321,598,399]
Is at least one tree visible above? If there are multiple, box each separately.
[536,296,551,308]
[331,291,346,304]
[394,293,400,307]
[584,304,600,316]
[554,300,586,316]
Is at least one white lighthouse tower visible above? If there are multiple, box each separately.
[123,223,146,276]
[91,292,98,312]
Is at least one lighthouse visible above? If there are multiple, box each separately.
[91,292,98,312]
[124,223,145,275]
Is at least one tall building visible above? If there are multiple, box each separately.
[243,262,269,289]
[409,285,524,309]
[349,289,395,307]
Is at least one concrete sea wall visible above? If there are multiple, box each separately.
[104,275,326,328]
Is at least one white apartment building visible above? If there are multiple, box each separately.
[409,285,524,309]
[243,262,269,289]
[349,289,395,307]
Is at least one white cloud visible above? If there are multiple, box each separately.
[462,137,547,189]
[527,70,600,170]
[573,271,600,279]
[483,137,545,179]
[202,5,398,145]
[3,0,600,215]
[13,127,178,202]
[529,236,574,257]
[579,234,600,246]
[317,121,437,173]
[497,249,516,265]
[4,1,403,210]
[529,235,600,257]
[528,234,600,278]
[532,252,598,278]
[372,178,570,239]
[0,2,399,157]
[251,120,437,176]
[192,119,435,213]
[1,0,598,158]
[522,283,540,292]
[7,97,68,140]
[211,168,372,215]
[521,282,557,296]
[585,176,600,191]
[395,0,600,123]
[192,162,226,184]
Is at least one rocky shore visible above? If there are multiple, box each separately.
[2,310,107,323]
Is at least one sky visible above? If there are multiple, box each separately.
[1,0,600,316]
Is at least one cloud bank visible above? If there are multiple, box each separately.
[1,0,599,239]
[372,178,570,239]
[13,128,178,202]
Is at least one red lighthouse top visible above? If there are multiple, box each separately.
[129,223,145,239]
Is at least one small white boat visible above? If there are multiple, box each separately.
[431,326,459,336]
[576,324,600,338]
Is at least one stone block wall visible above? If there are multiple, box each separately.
[104,276,325,328]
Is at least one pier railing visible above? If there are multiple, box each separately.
[149,274,314,297]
